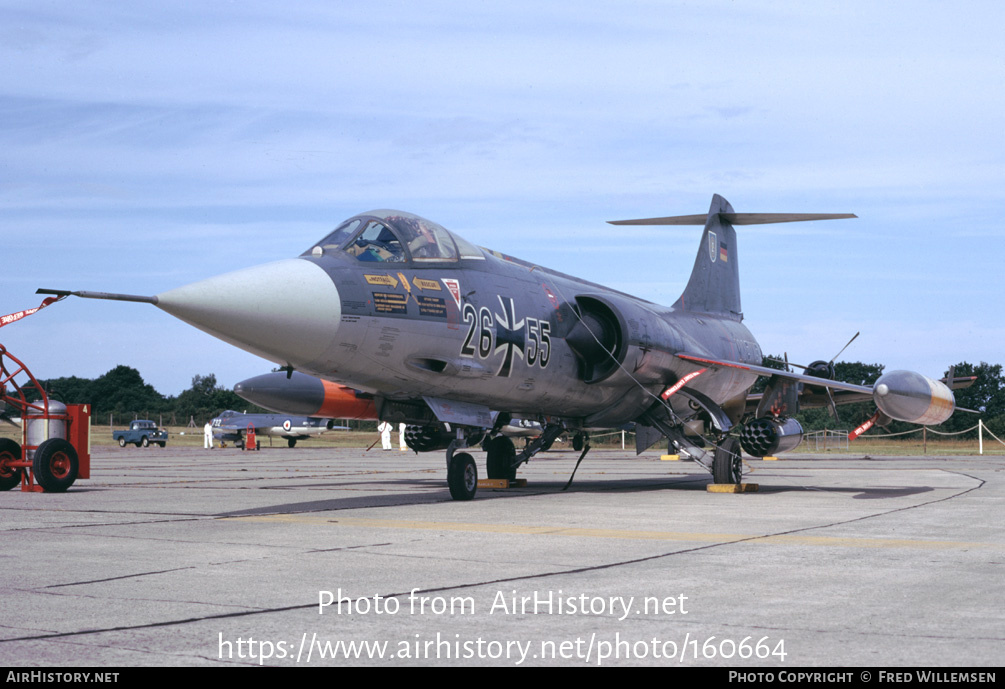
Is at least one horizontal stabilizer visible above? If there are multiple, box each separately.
[609,212,856,226]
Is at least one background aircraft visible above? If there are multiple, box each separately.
[210,409,344,448]
[42,194,970,499]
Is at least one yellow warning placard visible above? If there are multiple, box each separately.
[413,277,441,291]
[365,274,399,289]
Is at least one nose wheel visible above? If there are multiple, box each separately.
[447,452,477,501]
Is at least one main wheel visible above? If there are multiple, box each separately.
[0,438,23,491]
[485,436,516,481]
[448,452,478,501]
[288,438,297,448]
[33,437,79,492]
[712,437,742,485]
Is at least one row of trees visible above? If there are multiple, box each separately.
[757,358,1005,438]
[32,366,265,426]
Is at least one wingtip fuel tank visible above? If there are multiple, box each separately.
[872,370,956,426]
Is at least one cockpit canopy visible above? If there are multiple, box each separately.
[305,210,484,263]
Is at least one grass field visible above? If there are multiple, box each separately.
[2,422,1002,456]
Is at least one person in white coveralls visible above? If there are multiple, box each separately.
[378,421,392,450]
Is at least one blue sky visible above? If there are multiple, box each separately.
[2,1,1002,396]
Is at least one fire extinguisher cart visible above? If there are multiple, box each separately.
[0,343,90,492]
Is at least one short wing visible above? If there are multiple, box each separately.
[676,354,977,416]
[677,354,873,394]
[676,353,874,416]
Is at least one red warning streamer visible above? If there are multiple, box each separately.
[849,411,881,441]
[661,368,707,400]
[0,296,64,329]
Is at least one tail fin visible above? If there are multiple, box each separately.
[609,194,856,319]
[674,194,741,317]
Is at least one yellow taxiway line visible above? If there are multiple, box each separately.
[222,514,996,551]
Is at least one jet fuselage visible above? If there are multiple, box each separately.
[155,209,761,431]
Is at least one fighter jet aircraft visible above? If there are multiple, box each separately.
[40,194,970,499]
[210,409,345,448]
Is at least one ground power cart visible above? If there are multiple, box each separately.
[0,343,90,492]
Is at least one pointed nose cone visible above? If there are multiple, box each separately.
[156,259,340,366]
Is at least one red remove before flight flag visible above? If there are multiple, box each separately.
[0,295,64,329]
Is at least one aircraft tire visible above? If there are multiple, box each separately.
[448,452,478,501]
[288,438,297,448]
[0,438,23,491]
[572,433,585,452]
[712,437,742,485]
[33,438,79,493]
[486,436,516,481]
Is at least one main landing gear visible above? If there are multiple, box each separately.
[485,436,516,481]
[641,403,744,486]
[712,437,742,485]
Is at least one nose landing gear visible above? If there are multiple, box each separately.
[447,452,478,501]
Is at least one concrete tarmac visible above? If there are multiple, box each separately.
[1,445,1002,667]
